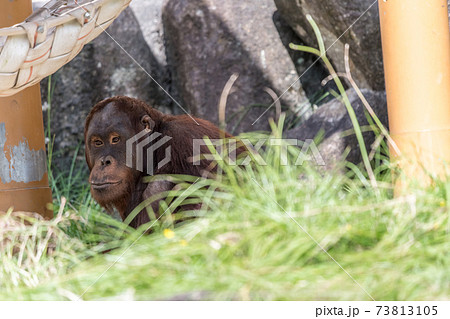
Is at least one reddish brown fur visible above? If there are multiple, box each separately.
[84,96,239,228]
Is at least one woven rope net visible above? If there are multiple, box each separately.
[0,0,131,97]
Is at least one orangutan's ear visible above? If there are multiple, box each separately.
[141,115,155,131]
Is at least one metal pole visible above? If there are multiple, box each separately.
[0,0,53,218]
[379,0,450,185]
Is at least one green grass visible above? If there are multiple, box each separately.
[0,122,448,300]
[1,18,448,300]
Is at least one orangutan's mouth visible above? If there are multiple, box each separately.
[90,181,121,190]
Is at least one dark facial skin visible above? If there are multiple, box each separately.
[85,101,157,219]
[85,96,243,228]
[86,104,135,207]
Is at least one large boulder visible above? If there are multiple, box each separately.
[285,89,388,168]
[162,0,310,133]
[129,0,168,74]
[274,0,385,91]
[272,11,339,109]
[39,7,171,167]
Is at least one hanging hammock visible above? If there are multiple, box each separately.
[0,0,131,97]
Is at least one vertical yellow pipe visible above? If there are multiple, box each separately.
[0,0,53,218]
[378,0,450,185]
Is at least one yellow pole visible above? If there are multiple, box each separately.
[379,0,450,186]
[0,0,53,218]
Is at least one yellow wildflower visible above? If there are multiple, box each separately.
[163,229,175,239]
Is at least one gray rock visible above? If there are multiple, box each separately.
[41,7,172,168]
[285,89,388,167]
[272,11,339,108]
[162,0,310,133]
[129,0,167,70]
[274,0,384,91]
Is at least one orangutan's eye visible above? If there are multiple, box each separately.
[111,136,120,144]
[94,139,103,147]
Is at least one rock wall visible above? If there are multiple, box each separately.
[30,0,446,167]
[162,0,309,132]
[274,0,385,91]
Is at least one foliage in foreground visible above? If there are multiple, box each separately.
[1,15,448,301]
[0,130,448,300]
